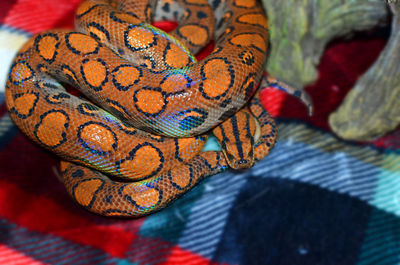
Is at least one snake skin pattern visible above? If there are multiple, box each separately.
[5,0,276,217]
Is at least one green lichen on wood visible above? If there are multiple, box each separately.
[329,2,400,140]
[262,0,388,87]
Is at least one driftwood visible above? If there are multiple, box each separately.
[261,0,388,88]
[329,2,400,140]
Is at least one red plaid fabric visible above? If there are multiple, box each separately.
[1,1,399,265]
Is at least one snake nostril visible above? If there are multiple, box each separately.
[237,159,248,165]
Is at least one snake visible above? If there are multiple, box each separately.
[5,0,277,217]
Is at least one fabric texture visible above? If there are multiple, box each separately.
[0,0,399,264]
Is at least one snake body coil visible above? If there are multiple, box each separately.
[5,0,277,217]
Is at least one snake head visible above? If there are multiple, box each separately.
[213,109,259,170]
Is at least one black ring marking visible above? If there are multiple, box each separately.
[60,64,80,88]
[71,177,105,210]
[34,109,70,149]
[162,43,194,69]
[175,108,208,131]
[44,92,71,105]
[9,91,39,119]
[77,121,118,156]
[168,165,194,190]
[235,12,267,29]
[228,32,267,53]
[133,87,167,117]
[34,32,60,64]
[241,72,258,99]
[239,50,255,66]
[80,58,109,92]
[8,60,34,85]
[124,24,158,52]
[199,57,234,100]
[118,183,163,210]
[65,32,101,55]
[176,23,210,47]
[115,142,165,178]
[159,71,193,95]
[77,102,100,116]
[110,11,140,25]
[75,4,104,19]
[111,64,143,91]
[71,169,84,178]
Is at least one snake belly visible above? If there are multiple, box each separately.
[5,0,273,217]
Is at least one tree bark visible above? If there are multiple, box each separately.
[329,2,400,140]
[262,0,388,88]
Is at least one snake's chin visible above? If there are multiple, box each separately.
[224,152,255,170]
[228,159,254,170]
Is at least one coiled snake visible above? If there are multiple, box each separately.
[5,0,279,217]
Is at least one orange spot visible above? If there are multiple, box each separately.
[74,179,103,207]
[35,112,67,147]
[225,27,232,35]
[38,35,58,61]
[10,62,32,83]
[59,161,70,171]
[106,212,125,217]
[242,75,257,96]
[136,58,153,69]
[146,6,152,20]
[68,33,99,54]
[122,184,160,208]
[251,104,263,117]
[113,13,141,25]
[135,89,164,115]
[185,0,208,4]
[234,0,256,8]
[170,165,191,188]
[200,152,219,169]
[76,0,97,16]
[118,145,162,179]
[237,13,268,29]
[263,122,274,133]
[79,123,116,153]
[223,12,232,20]
[107,102,126,115]
[13,93,37,116]
[126,27,155,49]
[82,60,107,87]
[87,25,108,43]
[230,33,267,52]
[179,25,208,46]
[5,89,14,110]
[39,66,48,73]
[160,74,189,93]
[164,45,191,68]
[113,66,140,87]
[62,68,78,84]
[106,101,130,121]
[177,137,204,161]
[149,134,163,141]
[202,59,231,98]
[81,105,98,115]
[118,121,136,134]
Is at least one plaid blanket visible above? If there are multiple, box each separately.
[1,0,400,264]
